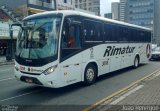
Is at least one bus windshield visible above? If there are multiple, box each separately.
[16,16,62,59]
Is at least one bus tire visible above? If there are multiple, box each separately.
[83,64,97,85]
[133,56,139,68]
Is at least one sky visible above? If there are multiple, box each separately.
[100,0,120,16]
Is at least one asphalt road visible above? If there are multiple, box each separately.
[0,61,160,110]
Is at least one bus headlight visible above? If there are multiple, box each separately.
[43,65,57,75]
[15,65,19,71]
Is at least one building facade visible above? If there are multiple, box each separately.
[27,0,56,15]
[56,0,74,10]
[118,0,160,44]
[0,0,75,16]
[112,2,120,21]
[127,0,154,28]
[73,0,100,16]
[27,0,65,14]
[154,0,160,44]
[120,0,127,22]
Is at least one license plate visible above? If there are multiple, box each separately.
[25,78,33,83]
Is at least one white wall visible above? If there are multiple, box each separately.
[0,21,19,37]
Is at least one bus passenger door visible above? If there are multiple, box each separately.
[60,22,82,85]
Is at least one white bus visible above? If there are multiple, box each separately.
[14,10,152,88]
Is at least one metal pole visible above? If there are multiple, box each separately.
[6,23,14,61]
[7,24,13,61]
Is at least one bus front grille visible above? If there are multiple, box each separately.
[20,71,41,75]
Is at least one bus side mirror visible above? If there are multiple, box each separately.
[11,22,22,28]
[10,22,23,38]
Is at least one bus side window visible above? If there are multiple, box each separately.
[84,20,102,41]
[62,24,81,49]
[61,22,82,60]
[66,25,81,48]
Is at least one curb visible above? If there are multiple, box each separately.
[83,68,160,111]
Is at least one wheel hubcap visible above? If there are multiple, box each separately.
[86,68,94,82]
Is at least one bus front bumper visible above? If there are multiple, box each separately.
[14,70,61,88]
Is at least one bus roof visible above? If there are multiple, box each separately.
[24,10,151,31]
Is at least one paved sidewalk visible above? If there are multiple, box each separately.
[87,69,160,111]
[0,56,14,66]
[117,76,160,105]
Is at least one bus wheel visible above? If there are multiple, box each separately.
[84,64,97,85]
[133,56,139,68]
